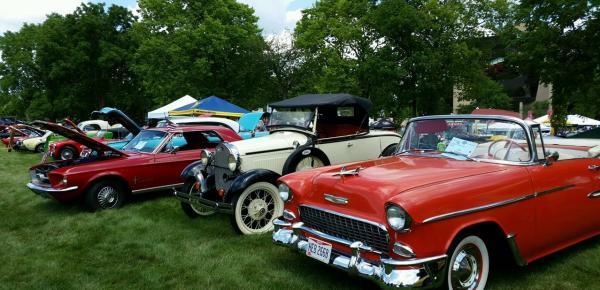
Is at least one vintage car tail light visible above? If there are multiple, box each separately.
[278,183,292,202]
[386,204,411,231]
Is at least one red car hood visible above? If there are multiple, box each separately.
[300,155,508,217]
[33,121,127,157]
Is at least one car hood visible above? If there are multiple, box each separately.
[227,130,310,155]
[33,121,127,157]
[296,155,508,217]
[91,107,141,135]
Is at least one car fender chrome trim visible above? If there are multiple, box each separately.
[132,183,184,194]
[588,190,600,199]
[423,184,575,224]
[507,233,527,266]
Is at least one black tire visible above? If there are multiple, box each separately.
[380,143,398,157]
[180,180,216,218]
[84,179,126,211]
[59,146,78,160]
[282,147,330,175]
[35,143,45,153]
[445,235,490,290]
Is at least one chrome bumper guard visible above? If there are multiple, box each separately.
[173,172,233,214]
[272,218,446,289]
[26,182,78,198]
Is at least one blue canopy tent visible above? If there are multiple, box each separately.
[169,96,249,118]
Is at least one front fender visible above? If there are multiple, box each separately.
[225,169,281,203]
[180,160,205,180]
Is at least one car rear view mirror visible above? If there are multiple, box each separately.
[545,151,559,165]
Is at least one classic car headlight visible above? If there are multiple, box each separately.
[278,183,292,202]
[200,149,211,165]
[61,176,68,185]
[228,153,238,171]
[386,204,411,231]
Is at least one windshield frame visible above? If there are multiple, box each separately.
[396,115,538,165]
[121,129,170,154]
[267,107,316,132]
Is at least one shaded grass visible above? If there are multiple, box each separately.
[1,148,599,289]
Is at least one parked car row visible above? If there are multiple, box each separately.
[17,94,600,289]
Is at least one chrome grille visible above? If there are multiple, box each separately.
[299,205,389,254]
[213,143,235,192]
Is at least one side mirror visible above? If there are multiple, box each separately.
[169,146,180,154]
[545,151,559,165]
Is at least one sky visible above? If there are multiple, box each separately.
[0,0,316,35]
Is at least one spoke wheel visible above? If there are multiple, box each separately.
[35,144,45,153]
[447,235,489,290]
[232,182,283,235]
[295,155,325,172]
[181,180,216,217]
[97,186,119,209]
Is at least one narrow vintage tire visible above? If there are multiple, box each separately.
[282,147,330,175]
[446,235,490,290]
[84,179,126,211]
[35,143,45,153]
[59,146,78,160]
[180,180,216,218]
[380,143,398,157]
[230,182,283,235]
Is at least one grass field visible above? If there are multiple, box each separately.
[1,148,599,290]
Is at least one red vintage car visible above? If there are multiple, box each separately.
[1,124,45,148]
[27,121,241,210]
[273,115,600,289]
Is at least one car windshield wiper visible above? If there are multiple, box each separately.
[396,148,437,155]
[442,151,477,161]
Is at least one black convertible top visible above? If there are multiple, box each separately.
[270,94,372,112]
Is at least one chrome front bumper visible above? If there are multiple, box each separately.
[26,182,78,198]
[173,172,233,214]
[272,218,447,289]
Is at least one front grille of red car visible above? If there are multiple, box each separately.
[299,205,389,254]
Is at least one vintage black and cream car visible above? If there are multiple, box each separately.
[175,94,401,235]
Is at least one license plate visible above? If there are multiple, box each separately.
[306,237,332,264]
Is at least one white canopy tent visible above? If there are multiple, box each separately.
[533,114,600,126]
[147,95,197,120]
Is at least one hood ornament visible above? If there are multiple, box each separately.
[333,166,362,176]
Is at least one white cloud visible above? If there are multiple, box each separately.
[0,0,81,33]
[238,0,303,35]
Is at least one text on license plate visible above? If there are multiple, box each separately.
[306,237,332,264]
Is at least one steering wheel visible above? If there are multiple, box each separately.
[488,139,528,161]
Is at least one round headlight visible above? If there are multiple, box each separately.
[278,183,292,202]
[386,205,410,231]
[200,150,210,165]
[228,154,238,171]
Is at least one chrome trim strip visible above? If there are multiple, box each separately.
[300,204,388,232]
[535,184,575,197]
[507,233,527,266]
[324,194,349,204]
[588,190,600,199]
[132,183,184,194]
[380,254,448,266]
[27,182,78,193]
[423,184,575,224]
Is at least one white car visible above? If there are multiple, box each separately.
[175,94,401,235]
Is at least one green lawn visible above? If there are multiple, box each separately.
[1,148,599,290]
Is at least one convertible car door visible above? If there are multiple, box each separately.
[526,157,600,254]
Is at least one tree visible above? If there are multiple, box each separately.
[133,0,269,110]
[0,3,144,121]
[293,0,512,120]
[510,0,600,128]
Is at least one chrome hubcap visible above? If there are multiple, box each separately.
[240,189,275,230]
[97,186,118,209]
[451,244,481,289]
[61,150,73,160]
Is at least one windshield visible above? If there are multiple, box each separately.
[398,118,532,162]
[268,108,314,130]
[122,130,167,153]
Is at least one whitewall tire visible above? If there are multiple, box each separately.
[232,182,283,235]
[447,235,489,290]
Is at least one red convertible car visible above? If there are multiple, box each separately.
[273,115,600,289]
[27,121,241,210]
